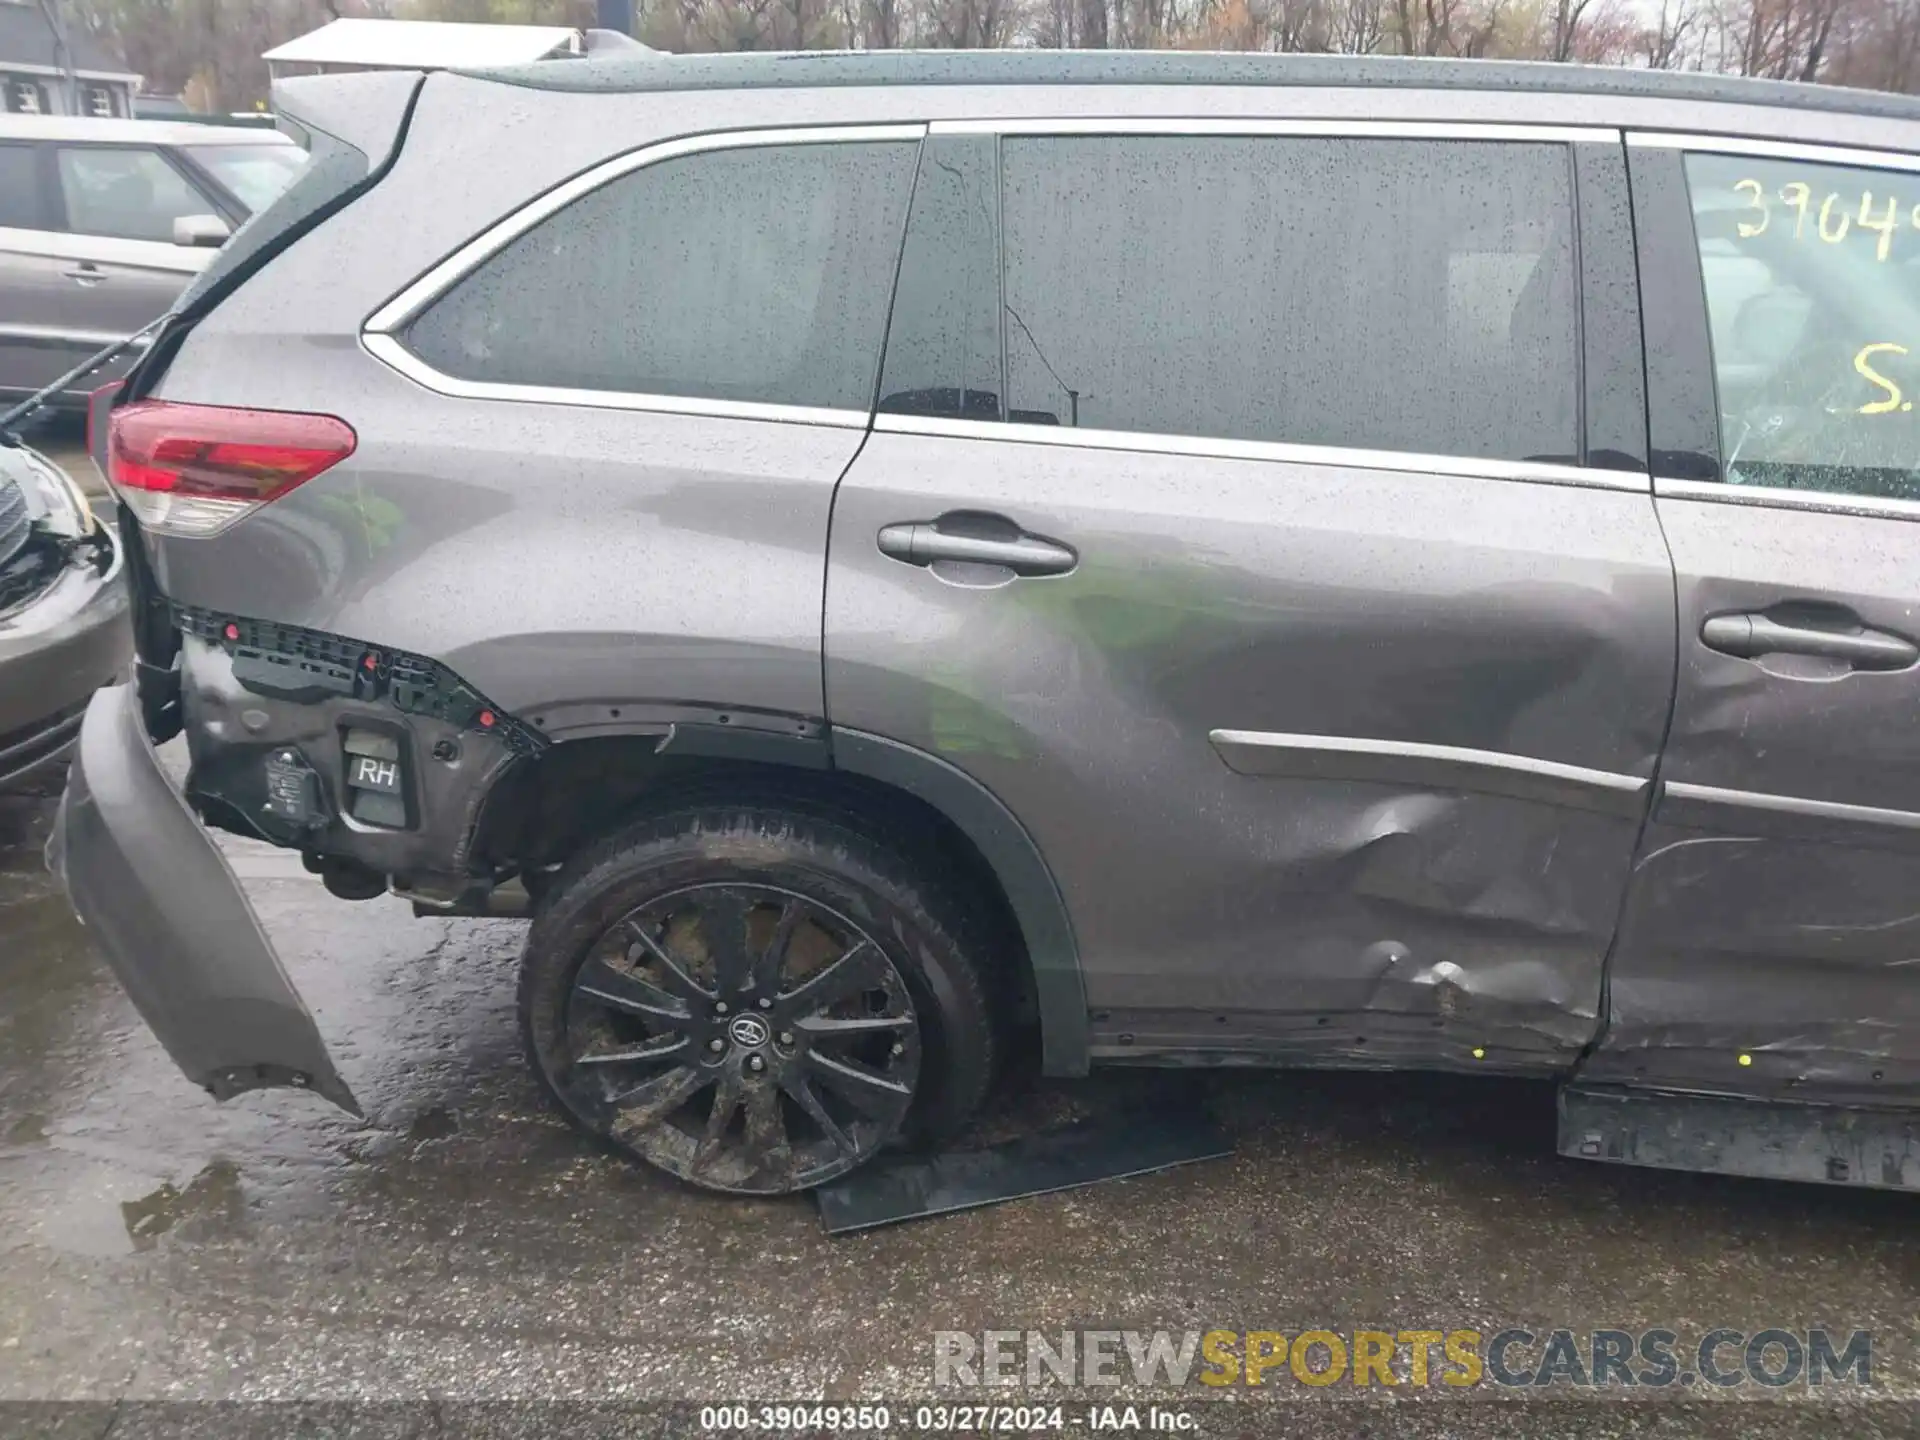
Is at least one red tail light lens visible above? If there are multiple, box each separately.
[108,400,356,538]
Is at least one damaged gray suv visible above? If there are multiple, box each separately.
[51,52,1920,1195]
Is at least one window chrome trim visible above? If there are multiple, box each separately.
[366,122,926,336]
[1655,476,1920,523]
[873,413,1647,492]
[1210,729,1649,817]
[362,333,872,429]
[1628,131,1920,175]
[931,118,1619,144]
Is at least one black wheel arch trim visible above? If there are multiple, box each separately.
[829,726,1089,1078]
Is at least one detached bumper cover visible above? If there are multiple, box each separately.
[47,683,359,1114]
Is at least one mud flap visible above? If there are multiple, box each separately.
[46,683,359,1114]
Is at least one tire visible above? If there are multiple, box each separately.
[519,801,998,1196]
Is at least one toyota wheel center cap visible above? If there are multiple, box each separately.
[728,1014,771,1048]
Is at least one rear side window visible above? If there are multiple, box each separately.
[1685,152,1920,502]
[1000,136,1577,461]
[882,135,1580,465]
[56,147,214,242]
[404,141,919,413]
[0,143,43,229]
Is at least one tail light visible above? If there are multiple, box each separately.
[108,400,356,538]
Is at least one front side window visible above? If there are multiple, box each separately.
[1686,152,1920,501]
[56,147,212,242]
[403,140,919,414]
[933,135,1579,464]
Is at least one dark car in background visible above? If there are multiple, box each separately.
[0,116,304,407]
[46,52,1920,1200]
[0,439,127,788]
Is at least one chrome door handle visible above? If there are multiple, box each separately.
[61,264,105,286]
[877,520,1077,577]
[1701,613,1918,670]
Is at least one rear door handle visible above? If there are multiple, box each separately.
[61,263,105,286]
[877,519,1077,577]
[1701,613,1919,670]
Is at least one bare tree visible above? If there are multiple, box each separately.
[1631,0,1705,64]
[1827,0,1920,90]
[1328,0,1385,48]
[1548,0,1595,58]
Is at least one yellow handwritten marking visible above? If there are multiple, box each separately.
[1855,342,1908,415]
[1819,191,1853,244]
[1734,178,1769,238]
[1782,181,1812,239]
[1860,192,1899,261]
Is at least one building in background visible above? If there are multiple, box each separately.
[263,19,590,81]
[0,0,137,117]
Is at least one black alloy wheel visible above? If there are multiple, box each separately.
[563,882,922,1194]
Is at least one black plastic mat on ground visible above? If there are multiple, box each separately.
[814,1107,1232,1234]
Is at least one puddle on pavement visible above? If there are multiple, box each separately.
[120,1160,247,1251]
[408,1105,460,1142]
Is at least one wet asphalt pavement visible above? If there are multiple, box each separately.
[6,777,1920,1440]
[5,426,1920,1434]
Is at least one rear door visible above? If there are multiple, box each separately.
[1585,136,1920,1106]
[826,120,1675,1072]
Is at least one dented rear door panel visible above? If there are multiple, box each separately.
[830,439,1673,1071]
[1583,139,1920,1106]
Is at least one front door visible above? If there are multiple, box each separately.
[827,122,1675,1072]
[1585,137,1920,1106]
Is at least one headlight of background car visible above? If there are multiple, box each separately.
[1,442,95,541]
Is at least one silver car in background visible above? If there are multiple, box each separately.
[0,116,304,406]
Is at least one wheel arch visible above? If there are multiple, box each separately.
[829,727,1088,1079]
[472,723,1090,1078]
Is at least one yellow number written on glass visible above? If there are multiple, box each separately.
[1781,181,1813,239]
[1855,342,1910,415]
[1818,191,1853,244]
[1859,192,1900,261]
[1729,177,1920,260]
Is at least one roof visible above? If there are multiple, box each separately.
[466,49,1920,125]
[265,18,582,70]
[0,1,135,78]
[0,112,296,144]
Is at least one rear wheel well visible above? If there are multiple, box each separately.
[474,736,1039,1035]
